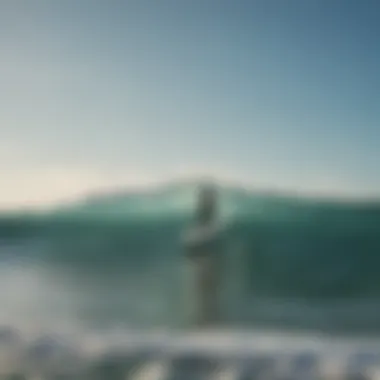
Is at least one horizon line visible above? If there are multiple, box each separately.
[0,176,379,214]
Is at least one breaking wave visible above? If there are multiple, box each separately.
[0,181,380,332]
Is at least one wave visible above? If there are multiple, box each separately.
[0,324,378,379]
[0,181,380,302]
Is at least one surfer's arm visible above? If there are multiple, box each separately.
[182,224,222,258]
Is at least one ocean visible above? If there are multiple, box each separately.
[0,181,380,378]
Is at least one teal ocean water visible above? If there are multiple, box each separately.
[0,181,380,335]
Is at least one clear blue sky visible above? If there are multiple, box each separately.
[1,0,379,207]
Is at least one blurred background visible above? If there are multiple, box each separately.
[1,1,380,377]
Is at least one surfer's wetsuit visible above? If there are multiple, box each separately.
[183,185,222,326]
[184,185,220,256]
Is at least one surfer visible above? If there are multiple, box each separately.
[182,183,221,327]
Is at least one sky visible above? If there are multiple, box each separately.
[1,0,380,208]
